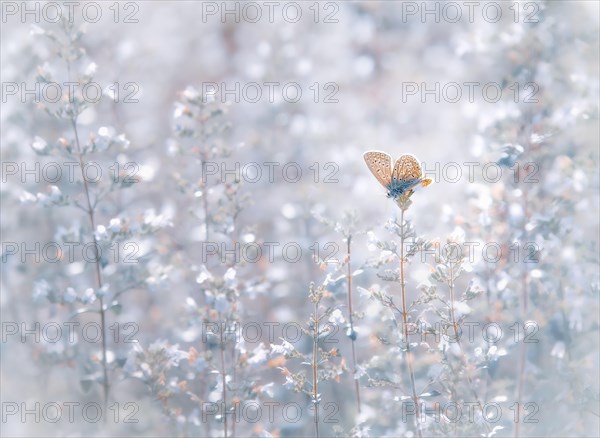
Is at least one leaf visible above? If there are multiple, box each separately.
[109,301,122,315]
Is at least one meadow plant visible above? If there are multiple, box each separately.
[313,209,365,415]
[19,19,163,416]
[2,3,598,438]
[270,280,345,438]
[465,9,600,437]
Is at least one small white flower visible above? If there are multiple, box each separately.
[34,186,64,207]
[96,284,110,299]
[354,365,366,379]
[84,62,97,77]
[49,185,61,198]
[447,226,465,245]
[149,341,188,368]
[367,231,378,251]
[123,343,144,376]
[31,136,49,153]
[551,341,566,359]
[33,280,51,301]
[248,343,268,365]
[173,102,187,118]
[82,288,96,304]
[20,191,37,204]
[283,375,295,389]
[114,134,130,149]
[185,297,197,309]
[95,225,108,241]
[144,209,172,228]
[270,339,295,356]
[196,265,212,284]
[258,382,274,398]
[108,218,122,233]
[454,301,472,318]
[63,287,77,303]
[94,127,112,151]
[328,309,345,325]
[183,86,200,101]
[224,267,236,286]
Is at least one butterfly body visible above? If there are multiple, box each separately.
[386,177,421,198]
[363,151,431,199]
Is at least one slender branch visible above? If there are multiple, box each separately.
[346,235,362,414]
[219,321,228,438]
[399,207,423,438]
[515,232,528,438]
[201,154,210,243]
[312,299,320,438]
[231,344,237,438]
[71,117,109,412]
[516,85,534,438]
[448,264,458,339]
[448,262,491,434]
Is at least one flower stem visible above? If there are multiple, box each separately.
[219,322,228,438]
[515,145,531,438]
[399,207,423,438]
[71,118,109,412]
[515,242,529,437]
[313,299,320,438]
[201,156,210,242]
[346,235,362,414]
[448,262,491,434]
[231,346,237,438]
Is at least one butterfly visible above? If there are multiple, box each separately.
[363,151,432,199]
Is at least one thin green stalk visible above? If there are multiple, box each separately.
[448,262,491,434]
[71,117,109,412]
[515,111,533,438]
[219,321,228,438]
[515,222,529,438]
[65,49,109,411]
[313,299,320,438]
[346,235,362,414]
[201,156,211,243]
[231,346,237,438]
[399,207,423,438]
